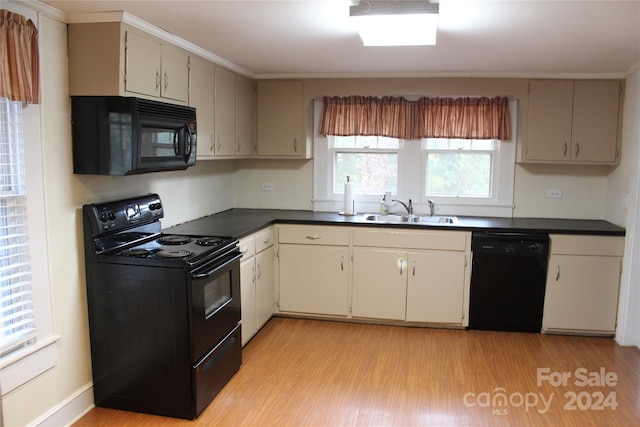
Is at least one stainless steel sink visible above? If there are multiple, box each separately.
[360,213,458,225]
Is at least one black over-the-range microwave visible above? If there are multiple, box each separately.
[71,96,197,175]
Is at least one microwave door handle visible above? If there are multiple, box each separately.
[184,124,194,160]
[173,130,180,156]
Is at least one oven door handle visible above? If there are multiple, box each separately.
[191,251,242,279]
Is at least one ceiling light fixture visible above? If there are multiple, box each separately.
[350,0,439,46]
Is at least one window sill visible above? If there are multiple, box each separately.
[1,334,61,395]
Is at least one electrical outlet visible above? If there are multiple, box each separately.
[546,188,562,199]
[261,182,275,191]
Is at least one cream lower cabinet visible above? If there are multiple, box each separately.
[351,228,471,326]
[239,227,276,346]
[277,225,350,317]
[542,234,624,335]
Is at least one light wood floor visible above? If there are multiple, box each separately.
[74,317,640,426]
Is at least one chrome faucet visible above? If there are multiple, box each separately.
[392,198,413,215]
[428,199,435,216]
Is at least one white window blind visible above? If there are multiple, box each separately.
[0,97,36,357]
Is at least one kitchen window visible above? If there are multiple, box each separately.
[313,98,517,217]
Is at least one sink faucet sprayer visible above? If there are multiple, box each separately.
[392,199,413,216]
[428,199,435,216]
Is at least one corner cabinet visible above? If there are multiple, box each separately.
[351,229,471,326]
[277,225,350,317]
[542,234,624,336]
[68,22,189,104]
[523,79,622,165]
[256,81,309,158]
[239,228,276,346]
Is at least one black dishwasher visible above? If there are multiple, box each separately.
[469,232,549,333]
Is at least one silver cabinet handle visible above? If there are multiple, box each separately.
[555,265,560,282]
[263,238,270,245]
[293,137,298,153]
[306,234,321,240]
[412,260,416,276]
[252,265,256,283]
[164,71,169,91]
[341,256,344,271]
[155,70,161,91]
[563,141,568,157]
[575,142,580,158]
[257,263,262,280]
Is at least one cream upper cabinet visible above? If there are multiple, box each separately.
[523,79,622,164]
[236,75,256,157]
[125,31,189,102]
[277,225,350,317]
[68,22,189,104]
[542,234,624,335]
[213,66,237,157]
[256,81,308,158]
[189,56,215,159]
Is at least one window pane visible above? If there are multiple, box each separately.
[335,152,398,194]
[425,152,492,196]
[333,136,356,148]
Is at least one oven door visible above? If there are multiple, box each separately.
[190,250,242,362]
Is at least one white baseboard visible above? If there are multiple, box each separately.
[31,384,94,427]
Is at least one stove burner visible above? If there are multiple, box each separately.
[157,249,193,258]
[158,235,191,245]
[122,248,154,257]
[196,237,224,246]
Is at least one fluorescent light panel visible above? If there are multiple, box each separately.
[350,1,439,46]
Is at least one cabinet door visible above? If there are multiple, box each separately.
[160,44,189,102]
[352,248,407,321]
[240,258,257,346]
[214,67,237,157]
[279,244,349,316]
[125,31,162,97]
[543,255,621,333]
[406,251,466,324]
[236,75,255,157]
[571,80,620,163]
[189,56,215,159]
[525,80,574,161]
[256,246,275,328]
[256,81,303,157]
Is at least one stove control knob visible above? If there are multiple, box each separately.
[99,212,108,222]
[108,212,116,221]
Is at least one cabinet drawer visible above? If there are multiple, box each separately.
[255,228,276,253]
[353,228,470,251]
[549,234,624,257]
[238,236,255,259]
[278,225,350,246]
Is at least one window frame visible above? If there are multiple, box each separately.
[313,98,517,217]
[0,2,58,396]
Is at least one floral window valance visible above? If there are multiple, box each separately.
[0,9,40,104]
[320,95,511,141]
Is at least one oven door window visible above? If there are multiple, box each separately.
[203,272,232,318]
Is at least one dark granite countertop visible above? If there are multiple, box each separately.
[165,209,626,238]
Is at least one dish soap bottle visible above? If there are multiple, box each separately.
[380,194,389,214]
